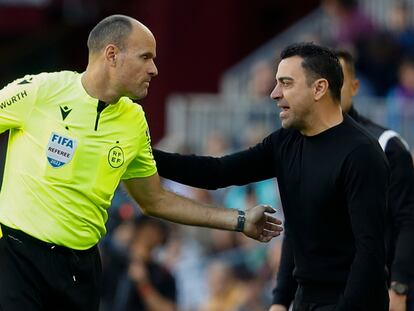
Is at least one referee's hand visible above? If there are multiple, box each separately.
[244,204,283,242]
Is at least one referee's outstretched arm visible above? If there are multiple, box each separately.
[123,173,283,243]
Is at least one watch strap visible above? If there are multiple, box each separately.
[235,210,246,232]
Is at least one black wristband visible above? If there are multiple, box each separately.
[235,210,246,232]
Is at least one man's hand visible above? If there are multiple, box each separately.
[269,304,288,311]
[389,290,407,311]
[244,204,283,242]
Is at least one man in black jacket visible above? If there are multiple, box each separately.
[153,43,390,311]
[271,50,414,311]
[340,50,414,311]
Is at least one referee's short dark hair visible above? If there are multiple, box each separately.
[280,42,344,103]
[87,14,134,53]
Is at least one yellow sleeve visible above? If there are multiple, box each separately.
[122,110,157,179]
[0,75,39,134]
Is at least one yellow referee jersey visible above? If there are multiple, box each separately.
[0,71,157,249]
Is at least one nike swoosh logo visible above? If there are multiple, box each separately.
[60,106,72,121]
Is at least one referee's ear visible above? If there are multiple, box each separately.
[104,44,118,67]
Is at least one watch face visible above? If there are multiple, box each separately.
[391,282,409,295]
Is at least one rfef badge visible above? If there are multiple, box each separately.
[108,146,124,168]
[46,132,77,168]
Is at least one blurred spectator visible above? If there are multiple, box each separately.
[245,60,278,125]
[319,0,399,96]
[203,130,232,156]
[100,187,138,310]
[154,134,220,311]
[236,266,269,311]
[234,234,278,286]
[319,0,403,96]
[237,240,284,311]
[112,215,176,311]
[387,55,414,134]
[356,30,401,96]
[160,227,208,311]
[321,0,376,47]
[100,218,133,310]
[199,259,245,311]
[247,59,275,104]
[387,1,414,57]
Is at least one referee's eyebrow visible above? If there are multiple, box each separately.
[140,52,156,59]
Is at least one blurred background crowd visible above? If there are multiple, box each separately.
[1,0,414,310]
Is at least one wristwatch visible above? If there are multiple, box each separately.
[390,282,409,295]
[235,210,246,232]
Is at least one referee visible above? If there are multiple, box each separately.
[0,15,282,311]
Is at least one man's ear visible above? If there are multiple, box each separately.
[351,78,360,97]
[313,78,329,101]
[104,44,118,66]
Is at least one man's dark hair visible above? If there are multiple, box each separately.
[280,42,344,102]
[87,14,134,53]
[335,49,356,77]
